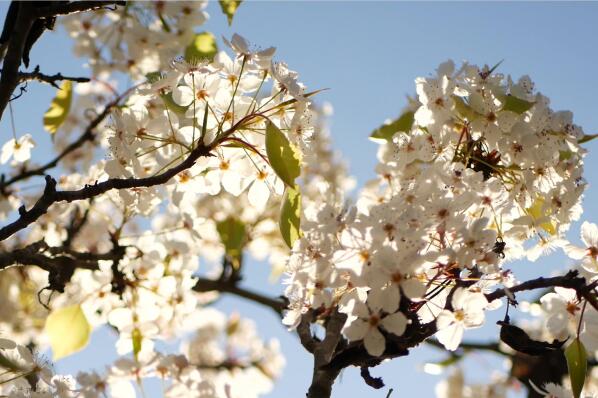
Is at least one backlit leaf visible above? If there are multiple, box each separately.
[184,31,218,63]
[265,122,301,187]
[43,80,72,134]
[217,217,246,268]
[219,0,242,25]
[132,327,142,360]
[579,134,598,144]
[565,338,587,398]
[370,111,415,141]
[280,185,301,248]
[45,304,90,360]
[501,94,535,114]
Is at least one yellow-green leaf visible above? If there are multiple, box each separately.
[219,0,242,25]
[216,217,246,269]
[43,80,72,134]
[132,327,142,360]
[565,338,587,398]
[265,122,301,187]
[526,197,557,235]
[453,96,480,121]
[44,304,90,360]
[280,185,301,248]
[579,133,598,144]
[501,94,535,114]
[370,111,415,141]
[560,150,573,161]
[184,32,218,63]
[161,92,188,115]
[145,72,189,115]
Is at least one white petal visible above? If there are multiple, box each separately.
[221,171,245,196]
[435,310,455,330]
[343,319,368,342]
[546,313,568,339]
[0,140,14,164]
[363,327,385,357]
[248,180,270,208]
[564,244,587,260]
[0,338,16,350]
[381,312,407,336]
[435,323,464,351]
[582,222,598,247]
[401,278,426,299]
[172,85,194,107]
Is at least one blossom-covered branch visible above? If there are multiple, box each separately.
[0,141,213,241]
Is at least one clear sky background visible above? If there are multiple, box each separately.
[1,1,598,397]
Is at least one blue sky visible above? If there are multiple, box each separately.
[2,1,598,397]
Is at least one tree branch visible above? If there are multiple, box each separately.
[33,1,126,19]
[0,240,121,272]
[0,1,125,124]
[18,66,90,88]
[485,270,598,312]
[0,2,35,121]
[193,276,286,315]
[0,141,213,241]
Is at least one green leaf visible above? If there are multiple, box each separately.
[280,185,301,248]
[219,0,242,25]
[560,150,573,161]
[453,96,480,121]
[146,71,163,84]
[145,72,188,115]
[501,95,535,114]
[565,338,587,398]
[161,92,188,115]
[265,122,301,187]
[132,327,142,360]
[526,197,557,236]
[370,111,415,141]
[44,304,90,360]
[43,80,73,134]
[216,217,246,268]
[184,32,218,63]
[157,13,171,33]
[579,133,598,144]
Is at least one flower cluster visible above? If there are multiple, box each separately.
[284,60,587,356]
[62,1,208,79]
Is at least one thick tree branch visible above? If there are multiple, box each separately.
[33,1,126,19]
[0,2,35,121]
[0,240,121,272]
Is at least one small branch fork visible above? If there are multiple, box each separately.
[17,66,90,89]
